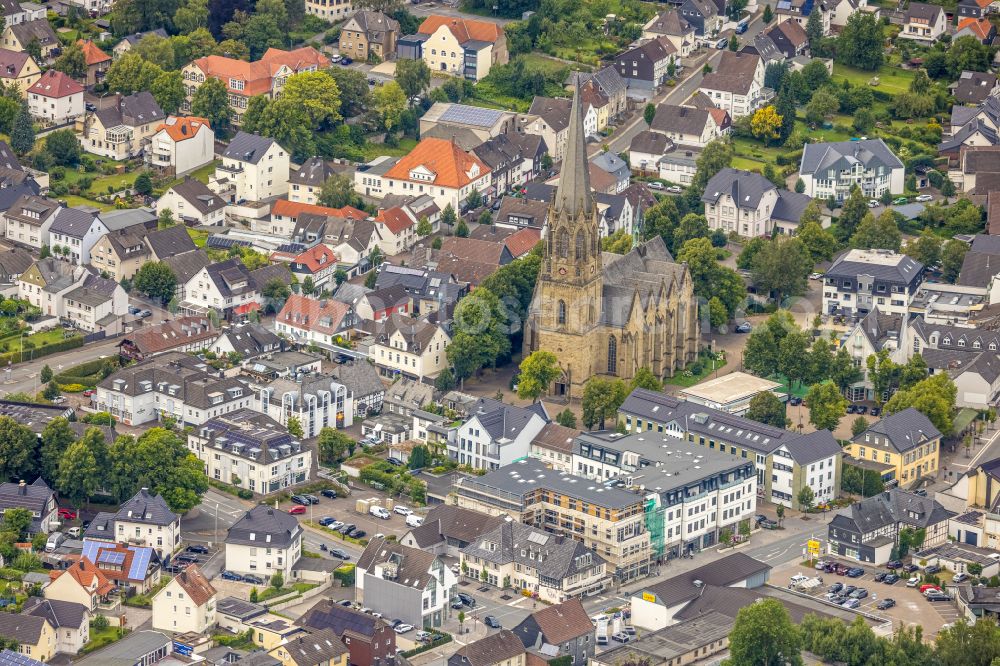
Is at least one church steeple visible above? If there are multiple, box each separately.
[555,74,592,219]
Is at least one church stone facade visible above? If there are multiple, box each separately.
[523,80,700,397]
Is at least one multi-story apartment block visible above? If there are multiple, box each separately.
[188,409,311,495]
[455,458,652,582]
[701,167,812,237]
[370,314,451,380]
[251,374,354,436]
[182,47,329,125]
[209,131,290,203]
[94,352,254,427]
[848,408,942,489]
[619,389,842,510]
[225,505,302,580]
[821,248,924,317]
[799,138,905,202]
[288,157,336,205]
[339,10,398,61]
[306,0,352,21]
[450,397,547,471]
[697,51,764,119]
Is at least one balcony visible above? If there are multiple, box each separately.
[217,162,244,175]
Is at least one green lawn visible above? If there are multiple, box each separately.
[188,160,219,184]
[665,358,728,388]
[0,328,80,355]
[521,53,581,76]
[82,624,128,654]
[361,137,418,161]
[187,228,209,248]
[831,64,917,97]
[59,195,113,211]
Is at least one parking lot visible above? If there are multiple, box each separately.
[770,558,956,638]
[282,489,424,546]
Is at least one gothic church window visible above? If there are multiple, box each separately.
[558,301,566,325]
[575,231,586,260]
[557,229,569,258]
[607,335,617,374]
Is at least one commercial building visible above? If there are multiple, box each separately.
[847,408,942,489]
[679,371,784,415]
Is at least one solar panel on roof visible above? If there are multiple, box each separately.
[98,550,126,565]
[128,545,152,580]
[207,236,252,249]
[439,104,504,128]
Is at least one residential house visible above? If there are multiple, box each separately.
[569,67,628,124]
[357,137,491,213]
[954,71,999,106]
[900,3,947,42]
[225,505,303,580]
[305,0,352,21]
[629,130,673,175]
[642,10,696,58]
[77,539,161,595]
[355,284,410,322]
[614,37,676,93]
[268,628,350,666]
[956,17,997,44]
[382,378,432,417]
[297,601,397,666]
[210,322,281,360]
[371,262,465,315]
[356,537,458,628]
[289,157,336,205]
[267,200,367,238]
[408,15,508,81]
[118,317,217,361]
[151,565,216,634]
[449,397,547,472]
[0,613,55,662]
[468,225,541,260]
[649,103,724,147]
[275,294,356,350]
[63,272,128,334]
[829,0,876,28]
[94,352,256,426]
[373,206,418,256]
[73,631,173,666]
[0,246,33,283]
[0,1,44,30]
[250,373,353,436]
[157,177,226,226]
[776,0,830,34]
[619,388,842,510]
[112,29,169,58]
[371,314,451,380]
[0,478,57,534]
[0,47,37,96]
[841,309,909,401]
[183,259,291,320]
[285,244,339,289]
[47,206,103,264]
[182,47,330,124]
[821,248,924,317]
[22,597,89,656]
[472,133,532,198]
[106,488,180,561]
[419,103,518,150]
[77,39,110,87]
[18,257,87,317]
[524,96,574,163]
[959,0,995,18]
[701,167,813,237]
[45,559,115,612]
[26,68,82,123]
[675,0,721,36]
[828,489,954,564]
[799,138,905,202]
[1,19,57,60]
[209,131,290,203]
[146,115,214,176]
[400,504,506,556]
[848,408,942,490]
[590,151,630,194]
[339,11,399,62]
[90,223,197,284]
[528,422,579,473]
[326,360,385,418]
[510,598,594,665]
[757,21,809,61]
[448,631,525,666]
[698,50,764,118]
[4,194,57,250]
[461,522,609,602]
[82,91,164,160]
[164,250,211,303]
[493,196,548,230]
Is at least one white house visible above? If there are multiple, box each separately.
[156,177,225,226]
[899,2,947,41]
[821,249,924,318]
[151,566,217,635]
[27,69,83,124]
[701,168,813,237]
[48,206,105,265]
[109,488,181,561]
[5,194,59,251]
[799,138,905,203]
[648,104,725,148]
[18,257,86,318]
[370,314,451,380]
[146,116,215,177]
[449,397,547,472]
[698,51,764,119]
[225,505,303,581]
[209,131,289,204]
[183,259,290,320]
[252,375,354,437]
[63,272,128,334]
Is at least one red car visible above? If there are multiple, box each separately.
[57,508,77,520]
[288,505,306,515]
[82,390,95,397]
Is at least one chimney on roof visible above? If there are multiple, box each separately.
[18,480,25,495]
[78,560,84,570]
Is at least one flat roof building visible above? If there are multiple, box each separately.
[678,371,783,415]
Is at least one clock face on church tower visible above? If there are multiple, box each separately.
[559,268,567,275]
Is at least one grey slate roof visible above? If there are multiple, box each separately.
[65,272,118,308]
[280,628,349,666]
[100,207,157,232]
[528,96,571,133]
[853,407,941,454]
[0,478,54,516]
[644,10,691,36]
[940,118,998,152]
[48,206,98,239]
[800,138,904,176]
[23,597,88,629]
[289,157,335,187]
[630,130,672,156]
[327,360,385,399]
[227,505,302,549]
[95,91,163,130]
[145,224,197,258]
[357,537,437,589]
[650,104,711,137]
[461,522,606,582]
[771,189,812,223]
[467,396,543,442]
[906,2,943,21]
[640,552,771,608]
[0,613,45,646]
[700,51,761,95]
[824,249,924,283]
[75,630,172,666]
[114,488,177,527]
[297,599,389,638]
[449,630,525,666]
[0,247,34,280]
[216,323,282,358]
[163,250,210,285]
[701,168,774,208]
[224,132,278,164]
[8,19,57,49]
[830,488,954,536]
[169,177,224,216]
[955,71,998,105]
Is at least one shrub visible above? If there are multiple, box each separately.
[58,383,87,392]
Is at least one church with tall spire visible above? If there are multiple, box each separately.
[522,78,700,397]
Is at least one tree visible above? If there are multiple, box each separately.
[750,236,812,304]
[57,439,99,507]
[447,290,511,380]
[763,3,773,23]
[643,103,656,126]
[301,276,315,296]
[884,372,957,436]
[395,58,430,98]
[174,0,209,33]
[899,354,928,390]
[805,381,847,432]
[271,570,283,589]
[555,409,577,428]
[837,13,883,71]
[416,217,432,236]
[456,218,469,238]
[517,351,560,402]
[157,209,176,229]
[1,507,32,540]
[904,227,942,268]
[317,173,363,210]
[45,130,81,167]
[722,598,802,666]
[39,417,74,484]
[630,367,662,392]
[279,71,342,129]
[434,367,455,392]
[728,34,738,51]
[838,186,870,239]
[330,67,371,117]
[941,239,968,283]
[133,262,177,304]
[750,105,782,145]
[40,365,52,383]
[805,88,840,125]
[582,377,627,429]
[690,139,733,194]
[192,77,230,134]
[10,102,32,155]
[797,205,838,261]
[677,238,745,318]
[936,620,1000,666]
[106,53,162,95]
[107,428,208,512]
[797,485,815,511]
[746,391,787,428]
[151,70,186,115]
[441,204,457,229]
[948,36,991,77]
[708,296,727,329]
[286,416,304,438]
[53,43,87,80]
[805,7,823,50]
[851,416,869,436]
[317,427,354,465]
[134,171,153,196]
[0,417,36,482]
[830,346,863,392]
[373,80,406,131]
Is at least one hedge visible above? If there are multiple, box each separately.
[209,479,254,500]
[775,150,803,166]
[0,335,83,367]
[54,357,117,386]
[402,631,452,657]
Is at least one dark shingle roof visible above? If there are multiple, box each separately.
[49,206,97,238]
[114,488,177,527]
[23,597,87,629]
[701,168,775,208]
[224,132,278,164]
[327,361,384,399]
[280,628,349,666]
[169,178,225,216]
[853,407,942,454]
[227,505,302,549]
[651,104,711,137]
[800,138,904,176]
[641,553,771,608]
[357,537,437,589]
[450,630,524,666]
[0,613,46,645]
[146,224,198,259]
[516,598,592,646]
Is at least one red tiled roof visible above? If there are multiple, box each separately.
[155,116,210,142]
[958,17,993,39]
[272,199,367,220]
[375,207,414,235]
[192,47,330,97]
[417,15,503,43]
[503,227,540,258]
[278,293,352,335]
[292,243,338,273]
[27,69,84,98]
[384,138,490,190]
[174,565,216,607]
[53,558,115,596]
[77,39,110,65]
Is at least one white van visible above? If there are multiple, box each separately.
[406,514,423,528]
[45,532,66,552]
[370,506,390,519]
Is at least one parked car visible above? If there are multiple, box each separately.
[906,577,920,587]
[735,321,752,333]
[321,489,338,499]
[915,194,934,202]
[348,529,366,539]
[842,598,861,609]
[289,505,306,515]
[175,553,199,563]
[370,506,390,519]
[450,598,464,609]
[892,197,909,205]
[870,406,881,416]
[340,56,352,65]
[45,532,66,552]
[57,508,77,520]
[857,405,868,415]
[83,389,95,397]
[760,519,779,529]
[220,571,243,581]
[303,494,320,504]
[394,506,412,516]
[666,185,682,194]
[243,574,264,585]
[406,514,423,528]
[484,616,501,629]
[886,560,902,569]
[318,516,336,526]
[338,599,353,606]
[186,544,209,554]
[921,584,942,595]
[883,574,899,584]
[924,564,941,575]
[868,199,879,208]
[877,598,896,610]
[789,397,802,406]
[903,563,919,573]
[394,623,414,634]
[387,457,404,466]
[874,572,887,582]
[338,524,355,534]
[457,592,476,607]
[291,495,310,506]
[612,632,631,643]
[847,404,857,414]
[128,305,141,315]
[139,310,152,318]
[415,630,432,642]
[647,181,665,191]
[835,564,849,575]
[926,591,950,602]
[828,582,843,594]
[850,588,868,599]
[953,573,970,583]
[847,567,865,578]
[329,521,344,531]
[843,585,857,596]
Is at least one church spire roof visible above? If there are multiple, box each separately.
[555,74,591,219]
